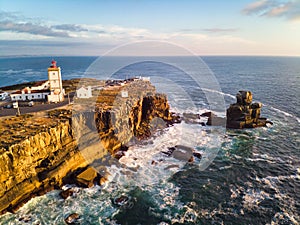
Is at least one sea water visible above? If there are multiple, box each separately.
[0,56,299,224]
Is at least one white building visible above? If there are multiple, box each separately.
[141,76,150,81]
[31,80,50,91]
[121,90,128,98]
[9,60,65,103]
[76,86,92,98]
[10,88,50,101]
[134,76,150,81]
[0,91,8,100]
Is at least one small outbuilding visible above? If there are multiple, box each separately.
[76,86,92,98]
[121,90,128,98]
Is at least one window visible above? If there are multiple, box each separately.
[32,95,34,98]
[38,95,40,98]
[19,96,22,99]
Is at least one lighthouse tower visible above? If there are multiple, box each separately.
[47,60,64,103]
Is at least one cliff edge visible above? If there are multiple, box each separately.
[0,80,175,214]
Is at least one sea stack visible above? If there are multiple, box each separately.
[226,90,271,129]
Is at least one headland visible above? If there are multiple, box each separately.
[0,78,177,214]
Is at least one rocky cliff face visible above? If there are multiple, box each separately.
[0,113,87,214]
[72,80,176,160]
[0,80,175,214]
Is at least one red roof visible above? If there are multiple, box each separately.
[31,89,50,93]
[11,90,21,94]
[50,60,57,68]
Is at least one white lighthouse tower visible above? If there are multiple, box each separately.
[47,60,64,103]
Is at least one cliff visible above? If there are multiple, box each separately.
[0,111,85,214]
[0,80,175,214]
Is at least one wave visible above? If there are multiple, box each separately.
[103,122,223,187]
[0,69,33,74]
[268,106,300,123]
[201,88,236,99]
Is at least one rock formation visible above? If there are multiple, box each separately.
[0,80,176,214]
[199,90,272,128]
[226,90,271,128]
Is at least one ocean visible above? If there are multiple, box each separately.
[0,56,299,225]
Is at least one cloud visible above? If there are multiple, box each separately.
[0,11,21,20]
[0,12,155,42]
[0,11,257,56]
[51,24,88,32]
[179,28,239,33]
[242,0,300,21]
[0,11,72,37]
[0,39,118,56]
[0,11,154,41]
[0,40,88,47]
[202,28,239,33]
[242,0,274,15]
[0,20,71,37]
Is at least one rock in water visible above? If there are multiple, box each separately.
[64,213,80,224]
[60,188,75,199]
[226,90,271,129]
[75,167,98,188]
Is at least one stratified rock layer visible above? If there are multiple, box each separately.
[0,80,174,214]
[0,113,83,213]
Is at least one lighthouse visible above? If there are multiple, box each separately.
[47,60,64,103]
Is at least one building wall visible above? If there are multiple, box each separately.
[31,81,50,90]
[47,92,64,103]
[48,67,64,103]
[76,87,92,98]
[11,92,49,101]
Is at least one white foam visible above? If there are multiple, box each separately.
[268,106,300,123]
[0,69,33,74]
[201,88,236,99]
[106,122,224,187]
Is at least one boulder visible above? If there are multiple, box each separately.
[200,112,226,126]
[162,145,196,162]
[75,167,98,188]
[113,195,130,207]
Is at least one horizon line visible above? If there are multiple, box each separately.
[1,54,300,58]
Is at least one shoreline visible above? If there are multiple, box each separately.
[0,79,177,214]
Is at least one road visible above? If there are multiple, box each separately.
[0,94,73,117]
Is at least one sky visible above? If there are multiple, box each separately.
[0,0,300,56]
